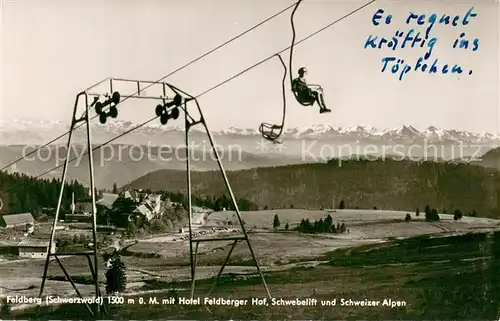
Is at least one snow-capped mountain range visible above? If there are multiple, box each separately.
[219,124,498,143]
[0,119,497,145]
[1,120,498,188]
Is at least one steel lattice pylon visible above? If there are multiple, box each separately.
[38,78,271,318]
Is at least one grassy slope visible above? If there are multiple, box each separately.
[125,159,500,217]
[14,231,500,320]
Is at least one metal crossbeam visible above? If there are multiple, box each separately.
[52,252,94,256]
[85,77,178,101]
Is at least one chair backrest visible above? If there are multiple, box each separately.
[259,123,282,141]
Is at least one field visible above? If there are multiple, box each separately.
[2,209,500,319]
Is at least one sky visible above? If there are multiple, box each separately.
[1,0,499,134]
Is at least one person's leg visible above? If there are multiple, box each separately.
[312,91,330,113]
[311,91,325,110]
[318,91,330,111]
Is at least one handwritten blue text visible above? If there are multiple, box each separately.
[380,56,471,81]
[365,29,437,60]
[405,7,478,38]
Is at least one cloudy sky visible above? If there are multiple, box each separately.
[1,0,499,133]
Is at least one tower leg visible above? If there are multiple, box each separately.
[190,242,199,298]
[84,94,100,316]
[206,240,238,297]
[185,109,196,299]
[201,116,272,299]
[39,93,104,317]
[39,93,80,298]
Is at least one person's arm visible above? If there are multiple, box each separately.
[291,78,298,92]
[307,84,323,91]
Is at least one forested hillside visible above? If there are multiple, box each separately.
[0,171,88,216]
[125,158,500,217]
[474,147,500,170]
[2,157,499,219]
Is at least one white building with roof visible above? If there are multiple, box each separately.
[0,213,34,228]
[96,193,119,210]
[18,239,56,259]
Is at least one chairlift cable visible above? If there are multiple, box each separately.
[197,0,376,97]
[259,0,305,143]
[259,0,375,142]
[288,0,314,107]
[23,0,378,181]
[259,54,287,142]
[0,2,299,172]
[289,0,302,96]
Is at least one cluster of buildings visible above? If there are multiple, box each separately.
[0,189,165,259]
[60,189,165,223]
[0,189,217,260]
[95,189,164,222]
[0,212,55,258]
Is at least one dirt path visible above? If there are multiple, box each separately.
[429,222,451,232]
[126,260,330,283]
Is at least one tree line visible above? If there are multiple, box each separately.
[160,191,258,212]
[110,185,258,212]
[0,169,258,220]
[296,215,347,234]
[272,214,347,234]
[411,205,479,221]
[0,172,89,217]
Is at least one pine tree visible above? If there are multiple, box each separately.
[273,214,280,229]
[313,220,320,232]
[8,193,22,213]
[325,215,333,232]
[105,254,127,294]
[112,182,118,194]
[1,298,10,316]
[23,190,37,213]
[305,219,311,231]
[426,208,440,221]
[339,200,345,209]
[299,219,305,230]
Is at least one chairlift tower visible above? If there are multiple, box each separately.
[39,77,271,318]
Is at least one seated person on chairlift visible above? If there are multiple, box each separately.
[292,67,331,114]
